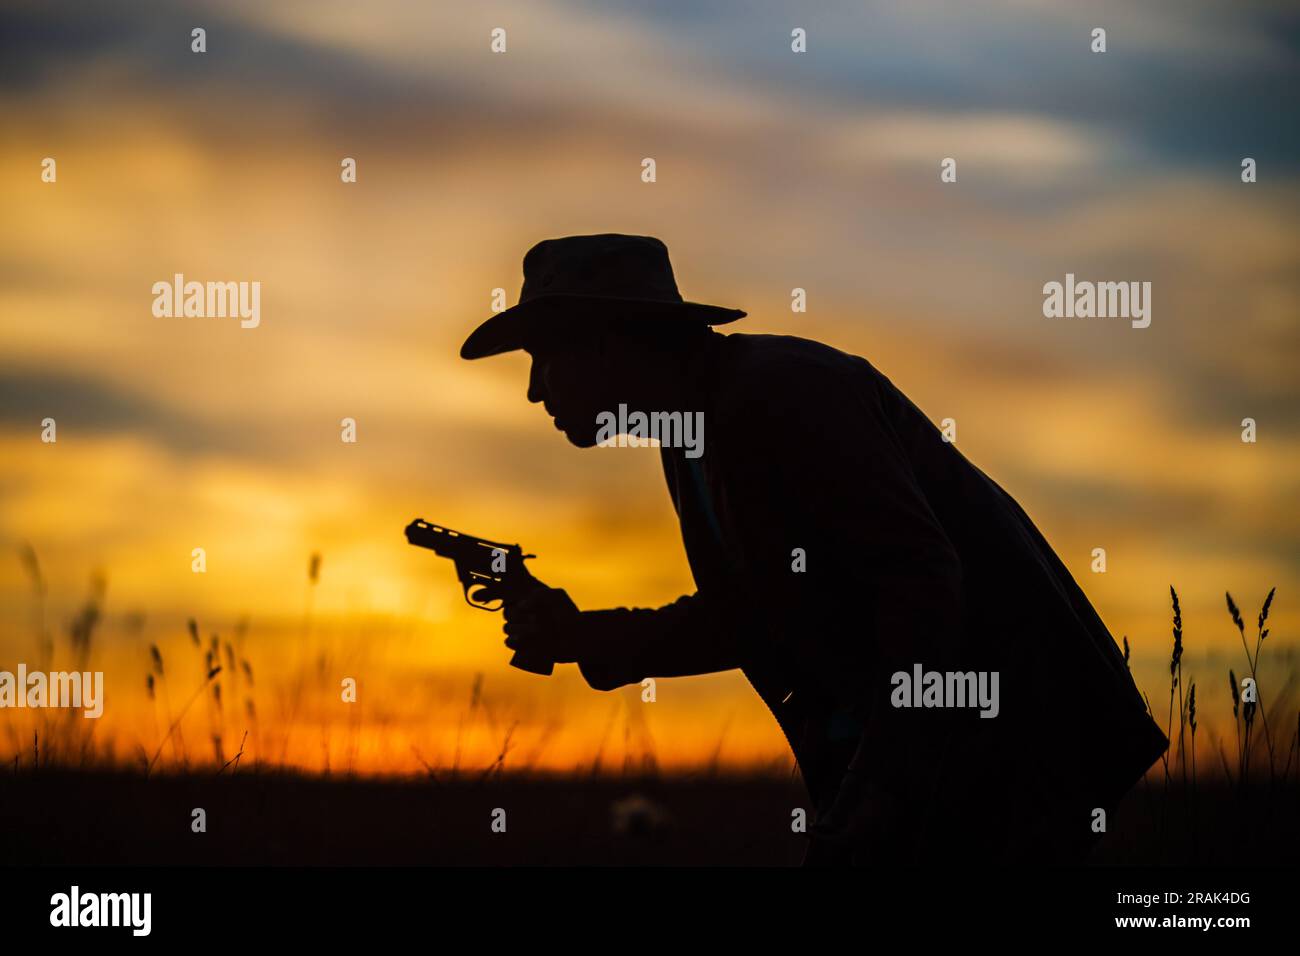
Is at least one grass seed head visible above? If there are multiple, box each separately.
[1169,586,1183,675]
[1258,586,1275,638]
[1226,592,1244,635]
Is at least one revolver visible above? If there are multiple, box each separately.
[404,518,553,675]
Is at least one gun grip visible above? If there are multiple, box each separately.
[509,649,555,676]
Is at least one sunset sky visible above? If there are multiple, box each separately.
[2,0,1297,774]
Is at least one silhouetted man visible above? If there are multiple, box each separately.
[460,233,1168,865]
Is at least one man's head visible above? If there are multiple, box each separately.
[524,315,713,447]
[459,234,745,446]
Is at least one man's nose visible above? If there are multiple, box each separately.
[527,361,547,404]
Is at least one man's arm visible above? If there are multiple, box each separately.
[498,570,756,691]
[571,585,752,691]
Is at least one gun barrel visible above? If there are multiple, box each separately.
[404,519,519,557]
[404,518,454,552]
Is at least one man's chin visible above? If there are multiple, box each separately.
[550,415,599,447]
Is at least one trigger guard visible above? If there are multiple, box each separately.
[463,588,504,612]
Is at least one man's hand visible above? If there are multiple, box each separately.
[499,584,584,664]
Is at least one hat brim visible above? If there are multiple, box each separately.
[459,293,746,360]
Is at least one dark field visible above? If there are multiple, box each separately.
[0,770,808,866]
[1,769,1295,866]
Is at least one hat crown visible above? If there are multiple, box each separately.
[519,234,684,305]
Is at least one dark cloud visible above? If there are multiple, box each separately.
[573,0,1300,172]
[0,363,244,454]
[3,7,669,191]
[0,1,505,131]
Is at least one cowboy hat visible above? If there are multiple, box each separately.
[460,233,746,359]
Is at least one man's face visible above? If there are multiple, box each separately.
[525,333,618,447]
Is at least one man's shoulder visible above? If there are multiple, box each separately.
[710,333,881,415]
[718,331,866,367]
